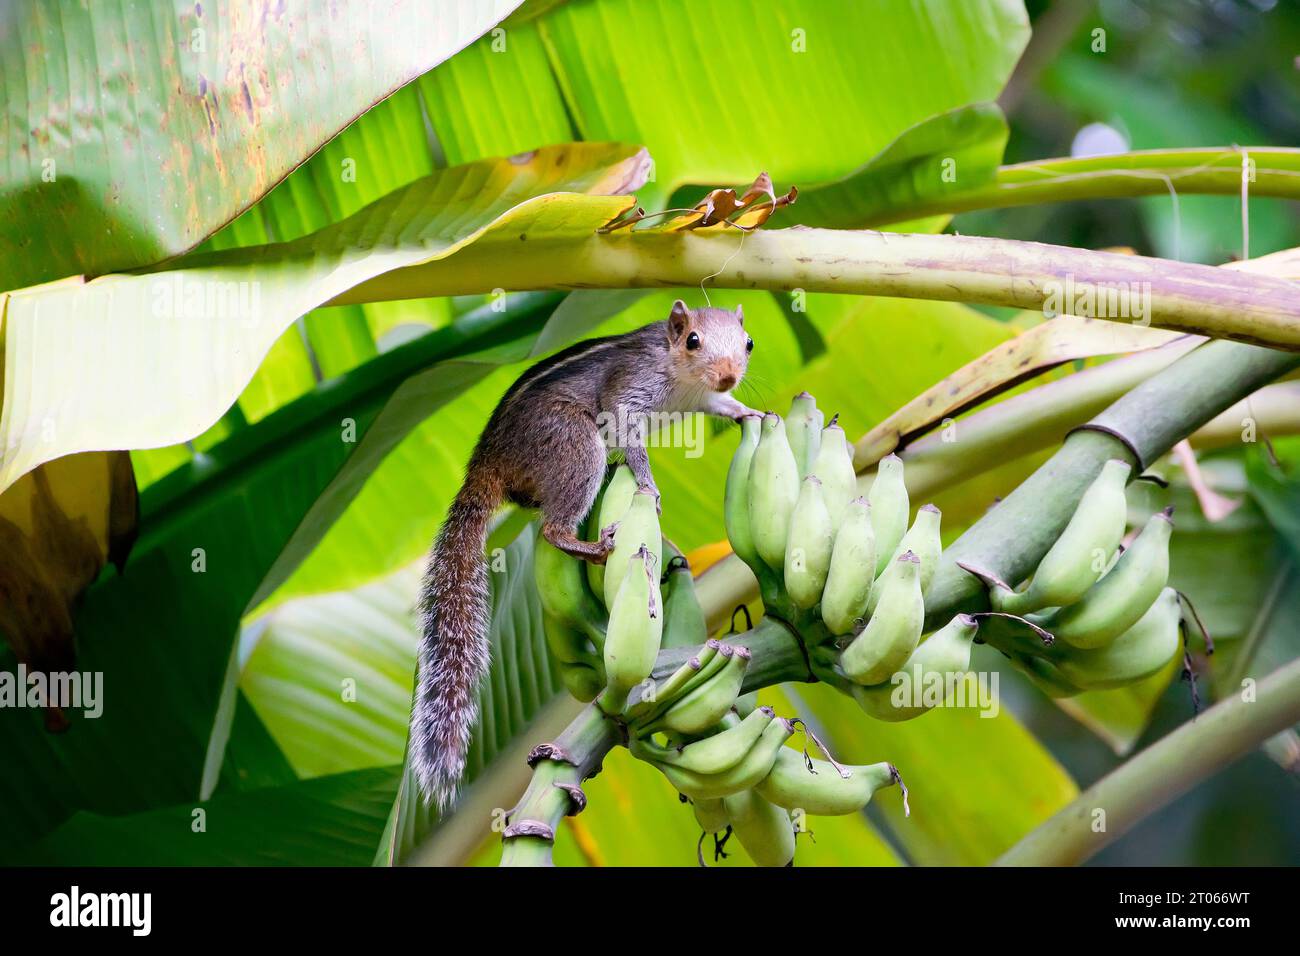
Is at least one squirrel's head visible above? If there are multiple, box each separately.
[666,299,752,393]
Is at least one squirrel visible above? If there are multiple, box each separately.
[412,298,759,808]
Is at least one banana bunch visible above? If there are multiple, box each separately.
[984,459,1132,615]
[726,395,926,627]
[961,463,1183,696]
[625,639,904,865]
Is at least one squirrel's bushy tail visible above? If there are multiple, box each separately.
[412,480,497,810]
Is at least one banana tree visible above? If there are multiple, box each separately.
[3,0,1299,868]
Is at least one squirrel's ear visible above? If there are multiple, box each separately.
[668,299,690,340]
[735,304,744,325]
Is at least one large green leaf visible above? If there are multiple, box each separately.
[0,0,525,289]
[0,292,587,853]
[0,143,648,493]
[788,104,1009,229]
[535,0,1028,202]
[12,768,400,866]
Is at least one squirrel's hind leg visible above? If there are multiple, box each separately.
[537,417,613,564]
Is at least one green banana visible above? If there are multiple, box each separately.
[755,747,900,816]
[866,503,942,616]
[810,417,857,526]
[1011,653,1083,699]
[724,414,763,570]
[993,458,1132,615]
[1039,507,1174,649]
[723,788,796,867]
[624,640,721,722]
[784,476,835,609]
[734,691,759,719]
[656,644,751,735]
[602,487,662,610]
[661,555,709,649]
[819,496,876,636]
[599,545,663,713]
[648,718,794,800]
[851,613,980,721]
[632,706,776,774]
[841,551,924,685]
[557,661,605,702]
[1052,586,1182,689]
[586,464,638,600]
[748,413,800,570]
[867,454,909,576]
[785,392,824,479]
[693,797,731,834]
[535,531,607,650]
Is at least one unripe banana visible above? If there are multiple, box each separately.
[866,503,942,616]
[819,496,876,635]
[586,464,638,600]
[734,691,759,718]
[599,545,663,713]
[851,614,979,721]
[723,788,796,867]
[994,458,1131,615]
[784,476,835,609]
[755,747,900,816]
[557,661,605,702]
[661,555,709,649]
[867,454,909,576]
[748,413,800,570]
[1012,653,1083,699]
[656,644,751,735]
[624,640,721,723]
[1040,507,1173,649]
[810,418,857,526]
[649,718,794,800]
[785,392,824,479]
[602,487,662,610]
[632,706,776,774]
[841,551,924,685]
[693,797,730,834]
[535,532,607,650]
[1052,586,1182,689]
[724,415,763,570]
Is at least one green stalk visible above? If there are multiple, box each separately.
[863,147,1300,225]
[928,339,1300,629]
[996,657,1300,867]
[333,228,1300,350]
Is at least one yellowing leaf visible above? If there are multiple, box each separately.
[0,143,649,494]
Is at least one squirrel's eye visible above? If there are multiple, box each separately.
[685,332,701,351]
[745,337,754,353]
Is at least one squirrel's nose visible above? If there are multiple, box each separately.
[717,373,737,391]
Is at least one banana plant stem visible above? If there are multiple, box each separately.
[333,227,1300,350]
[996,657,1300,866]
[866,147,1300,225]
